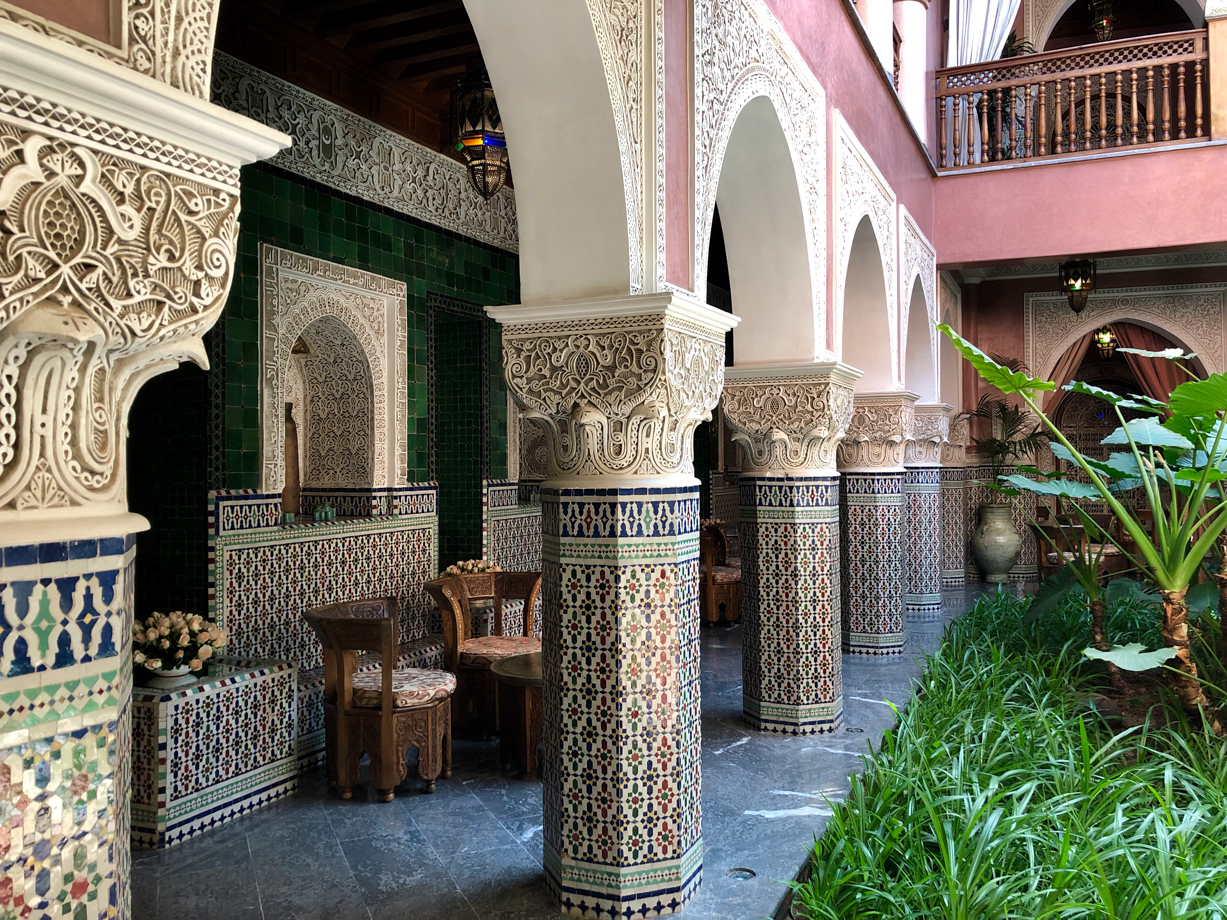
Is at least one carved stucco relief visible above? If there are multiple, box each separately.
[259,244,407,494]
[1026,0,1206,50]
[695,0,828,342]
[941,415,971,466]
[1024,283,1227,384]
[903,404,951,467]
[298,316,375,488]
[212,54,518,255]
[835,114,898,377]
[838,393,917,471]
[899,206,937,390]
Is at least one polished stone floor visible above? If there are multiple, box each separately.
[132,588,985,920]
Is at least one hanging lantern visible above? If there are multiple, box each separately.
[1090,0,1115,41]
[1094,325,1117,359]
[451,59,508,201]
[1059,260,1096,314]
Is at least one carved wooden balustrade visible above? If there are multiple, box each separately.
[935,30,1209,170]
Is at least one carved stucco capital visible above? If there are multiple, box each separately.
[720,363,861,475]
[838,392,919,472]
[903,403,952,467]
[488,294,738,480]
[940,415,971,466]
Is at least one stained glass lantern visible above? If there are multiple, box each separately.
[1094,325,1117,359]
[451,59,508,201]
[1090,0,1115,42]
[1059,260,1096,314]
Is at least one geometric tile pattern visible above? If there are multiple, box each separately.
[0,535,135,920]
[840,473,906,656]
[131,657,298,849]
[940,466,967,587]
[482,480,543,574]
[739,475,842,734]
[710,471,739,524]
[903,467,943,620]
[540,485,703,918]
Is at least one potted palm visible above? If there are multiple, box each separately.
[963,390,1047,582]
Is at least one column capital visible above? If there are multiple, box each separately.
[940,414,971,466]
[1207,0,1227,19]
[720,362,861,475]
[488,292,738,481]
[904,402,953,467]
[839,391,919,471]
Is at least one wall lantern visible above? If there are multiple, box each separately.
[1094,325,1117,359]
[1059,259,1096,314]
[451,59,508,201]
[1090,0,1116,41]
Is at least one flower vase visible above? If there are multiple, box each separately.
[146,664,195,689]
[971,503,1022,583]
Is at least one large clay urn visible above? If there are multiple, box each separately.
[971,503,1022,583]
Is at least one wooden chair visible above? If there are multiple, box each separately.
[700,523,742,625]
[303,597,454,801]
[425,572,542,734]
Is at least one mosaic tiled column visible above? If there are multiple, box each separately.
[721,364,859,734]
[0,18,287,917]
[903,405,951,621]
[488,294,736,918]
[838,392,918,656]
[940,418,970,588]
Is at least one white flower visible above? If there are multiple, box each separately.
[189,659,202,671]
[134,651,146,664]
[159,638,170,649]
[144,659,161,671]
[198,645,213,661]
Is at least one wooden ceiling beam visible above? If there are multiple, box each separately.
[317,0,463,40]
[393,47,481,80]
[349,20,471,53]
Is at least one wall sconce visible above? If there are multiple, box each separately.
[1090,0,1116,41]
[1059,259,1096,314]
[1094,325,1117,359]
[451,59,508,201]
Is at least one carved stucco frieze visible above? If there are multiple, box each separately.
[721,367,858,474]
[494,299,735,479]
[903,404,951,467]
[940,415,971,466]
[838,393,918,471]
[695,0,827,344]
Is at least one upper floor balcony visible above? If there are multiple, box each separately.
[935,30,1210,171]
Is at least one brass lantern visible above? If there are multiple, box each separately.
[1094,325,1117,359]
[1090,0,1115,41]
[451,59,508,200]
[1059,260,1097,314]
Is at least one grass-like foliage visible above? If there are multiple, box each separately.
[794,591,1227,919]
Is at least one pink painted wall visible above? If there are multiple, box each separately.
[936,144,1227,268]
[7,0,113,44]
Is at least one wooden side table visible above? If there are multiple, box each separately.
[491,651,542,778]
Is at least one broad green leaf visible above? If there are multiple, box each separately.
[1063,380,1165,413]
[1001,474,1103,499]
[937,324,1055,395]
[1083,643,1179,671]
[1049,442,1136,480]
[1024,566,1080,623]
[1186,581,1219,617]
[1102,417,1194,449]
[1168,373,1227,418]
[1105,577,1159,606]
[1116,346,1190,361]
[1104,453,1142,477]
[1107,478,1144,493]
[1174,468,1227,482]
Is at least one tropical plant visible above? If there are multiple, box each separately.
[940,323,1227,717]
[961,389,1047,503]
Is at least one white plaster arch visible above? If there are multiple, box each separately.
[903,279,937,401]
[695,0,828,352]
[713,94,816,366]
[938,272,963,411]
[1027,0,1204,51]
[841,216,895,392]
[463,0,638,301]
[899,207,937,394]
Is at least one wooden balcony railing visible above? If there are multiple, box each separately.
[935,30,1209,170]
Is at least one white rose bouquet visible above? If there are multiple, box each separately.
[132,611,228,674]
[442,559,501,577]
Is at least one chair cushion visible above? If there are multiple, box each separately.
[460,635,542,668]
[710,565,741,585]
[350,668,456,709]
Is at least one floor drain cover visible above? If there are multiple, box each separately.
[845,727,865,733]
[726,868,757,880]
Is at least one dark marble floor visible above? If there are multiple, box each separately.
[132,588,988,920]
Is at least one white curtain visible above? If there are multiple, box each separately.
[948,0,1022,67]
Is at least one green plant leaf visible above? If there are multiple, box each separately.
[1025,565,1080,623]
[1116,346,1190,360]
[938,324,1055,395]
[1168,373,1227,418]
[1062,380,1165,413]
[1101,418,1194,449]
[1001,474,1102,499]
[1105,577,1159,606]
[1082,643,1179,671]
[1174,468,1227,482]
[1186,581,1219,617]
[1104,453,1142,477]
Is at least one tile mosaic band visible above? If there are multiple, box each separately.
[904,467,943,620]
[840,472,906,656]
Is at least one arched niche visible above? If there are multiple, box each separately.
[938,274,962,410]
[294,317,375,488]
[903,279,937,401]
[1030,0,1203,52]
[715,95,816,366]
[841,216,894,392]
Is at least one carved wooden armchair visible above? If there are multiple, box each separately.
[425,572,541,733]
[303,597,454,801]
[700,523,742,625]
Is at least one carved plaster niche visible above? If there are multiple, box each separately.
[838,391,918,472]
[1026,0,1207,50]
[940,415,971,466]
[694,0,828,342]
[0,0,222,100]
[488,293,739,480]
[899,206,937,381]
[903,403,952,467]
[0,28,287,527]
[721,363,861,474]
[834,113,898,375]
[259,245,408,494]
[1023,283,1227,386]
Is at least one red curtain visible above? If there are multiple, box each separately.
[1044,332,1094,409]
[1114,322,1187,403]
